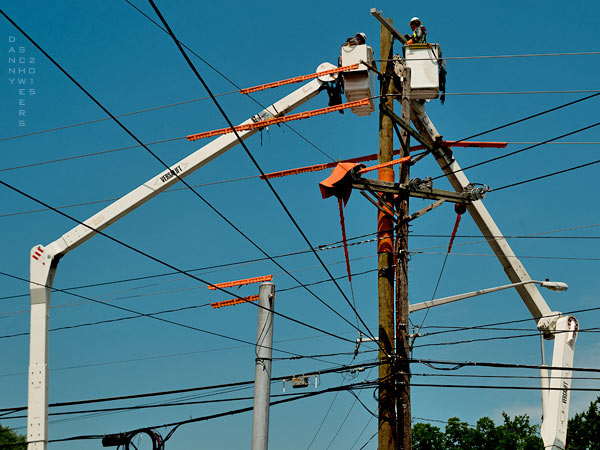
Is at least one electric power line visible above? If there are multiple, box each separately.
[144,0,379,351]
[378,51,600,61]
[0,360,380,415]
[42,377,383,445]
[431,119,600,181]
[123,0,336,163]
[0,268,352,364]
[1,7,375,345]
[3,219,597,306]
[493,157,600,191]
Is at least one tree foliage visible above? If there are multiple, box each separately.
[413,413,543,450]
[566,396,600,450]
[413,396,600,450]
[0,425,26,450]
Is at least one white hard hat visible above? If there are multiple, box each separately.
[357,32,366,40]
[409,17,421,25]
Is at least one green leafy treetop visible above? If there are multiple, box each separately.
[566,396,600,450]
[414,414,544,450]
[0,425,26,450]
[413,396,600,450]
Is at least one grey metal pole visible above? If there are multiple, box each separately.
[251,282,275,450]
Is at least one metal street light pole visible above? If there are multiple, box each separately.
[252,282,275,450]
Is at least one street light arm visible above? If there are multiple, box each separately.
[409,280,567,313]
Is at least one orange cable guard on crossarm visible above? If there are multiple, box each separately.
[186,98,371,142]
[259,141,506,180]
[211,295,260,309]
[207,274,273,290]
[240,64,360,95]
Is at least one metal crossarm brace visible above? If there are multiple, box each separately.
[381,105,435,152]
[359,190,399,221]
[352,179,471,204]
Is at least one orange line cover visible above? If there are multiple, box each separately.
[211,295,259,309]
[260,141,507,180]
[186,98,371,142]
[207,275,273,290]
[358,156,411,174]
[240,64,360,95]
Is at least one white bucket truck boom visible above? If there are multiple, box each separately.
[409,100,579,450]
[26,69,337,450]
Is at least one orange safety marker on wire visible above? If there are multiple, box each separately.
[207,275,273,290]
[240,64,360,95]
[358,156,412,174]
[211,295,259,309]
[260,141,506,180]
[186,98,371,142]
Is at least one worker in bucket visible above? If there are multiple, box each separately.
[343,32,366,46]
[406,17,427,44]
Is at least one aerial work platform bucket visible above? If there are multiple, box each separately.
[340,44,376,116]
[403,43,442,99]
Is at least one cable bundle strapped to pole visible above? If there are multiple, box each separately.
[102,428,164,449]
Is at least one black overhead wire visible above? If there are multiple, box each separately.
[429,91,600,177]
[144,0,380,350]
[417,304,600,340]
[431,120,600,181]
[0,360,379,416]
[3,247,600,340]
[1,242,597,338]
[0,9,370,342]
[323,367,377,450]
[408,383,600,392]
[122,0,336,163]
[42,377,383,445]
[348,416,374,450]
[1,221,598,304]
[413,330,581,349]
[411,372,600,381]
[0,264,382,341]
[357,432,378,450]
[304,345,365,450]
[0,271,347,366]
[493,157,600,191]
[410,357,600,373]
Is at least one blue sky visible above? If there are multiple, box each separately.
[1,1,599,448]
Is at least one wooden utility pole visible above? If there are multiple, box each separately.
[396,64,412,450]
[378,19,397,450]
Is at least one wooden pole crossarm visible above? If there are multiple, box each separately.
[406,199,446,223]
[381,104,434,152]
[370,8,409,44]
[351,179,471,204]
